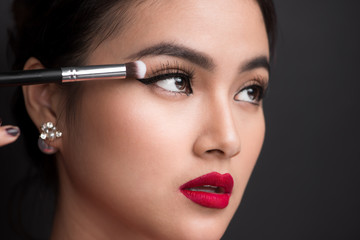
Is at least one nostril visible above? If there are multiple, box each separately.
[205,149,225,155]
[205,147,240,159]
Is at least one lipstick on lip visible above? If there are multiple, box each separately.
[180,172,234,209]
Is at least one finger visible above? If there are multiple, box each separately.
[0,125,21,147]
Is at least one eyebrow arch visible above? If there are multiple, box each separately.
[127,42,215,71]
[241,56,270,73]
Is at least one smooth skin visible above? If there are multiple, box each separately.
[22,0,269,239]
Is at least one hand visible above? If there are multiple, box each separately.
[0,119,20,147]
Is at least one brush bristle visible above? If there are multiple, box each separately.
[126,60,147,79]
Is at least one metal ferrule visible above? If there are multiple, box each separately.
[61,64,126,82]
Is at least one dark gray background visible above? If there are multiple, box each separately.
[1,1,360,239]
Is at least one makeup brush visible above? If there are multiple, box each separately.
[0,61,147,86]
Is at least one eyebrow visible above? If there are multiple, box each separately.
[127,42,215,70]
[128,42,269,73]
[241,56,270,73]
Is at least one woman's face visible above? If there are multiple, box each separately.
[57,0,269,239]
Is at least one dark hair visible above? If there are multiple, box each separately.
[9,0,141,238]
[8,0,276,238]
[257,0,277,57]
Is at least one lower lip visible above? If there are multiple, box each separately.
[180,172,233,209]
[180,189,231,209]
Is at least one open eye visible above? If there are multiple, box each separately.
[155,74,192,95]
[234,85,264,104]
[140,72,193,96]
[137,61,195,96]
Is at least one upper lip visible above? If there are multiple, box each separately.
[180,172,234,194]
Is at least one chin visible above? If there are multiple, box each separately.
[179,226,228,240]
[168,213,233,240]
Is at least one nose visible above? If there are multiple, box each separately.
[193,94,241,160]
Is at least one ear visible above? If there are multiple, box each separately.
[22,57,64,149]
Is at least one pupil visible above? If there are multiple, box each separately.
[248,88,255,100]
[175,77,185,90]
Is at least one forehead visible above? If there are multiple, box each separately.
[91,0,269,64]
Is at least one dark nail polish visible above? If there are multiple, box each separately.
[6,127,20,137]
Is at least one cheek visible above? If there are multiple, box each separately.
[62,83,182,188]
[60,82,199,228]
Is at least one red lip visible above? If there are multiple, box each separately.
[180,172,234,209]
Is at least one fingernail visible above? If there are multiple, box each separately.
[6,127,20,137]
[0,118,2,126]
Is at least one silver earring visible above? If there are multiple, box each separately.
[38,122,62,155]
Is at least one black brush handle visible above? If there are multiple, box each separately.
[0,69,62,86]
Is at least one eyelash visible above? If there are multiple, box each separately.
[138,63,194,96]
[235,77,268,105]
[137,62,268,104]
